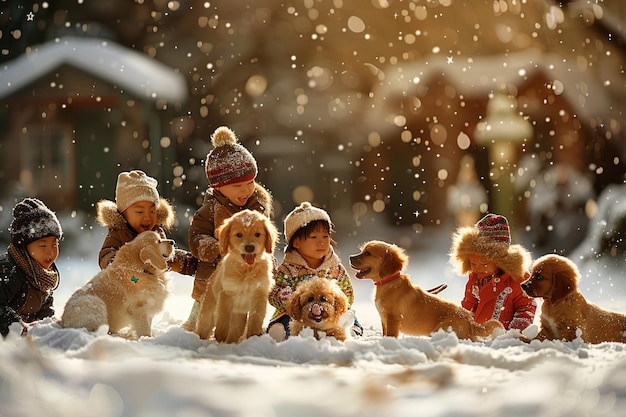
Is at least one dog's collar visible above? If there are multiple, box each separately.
[375,272,400,286]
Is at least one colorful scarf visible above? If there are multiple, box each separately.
[8,244,59,294]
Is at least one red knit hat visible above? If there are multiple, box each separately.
[475,213,511,245]
[205,126,258,188]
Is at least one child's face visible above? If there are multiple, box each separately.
[26,236,59,269]
[293,226,331,268]
[216,180,256,207]
[123,201,157,233]
[468,253,499,278]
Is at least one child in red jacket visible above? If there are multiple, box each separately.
[449,213,536,331]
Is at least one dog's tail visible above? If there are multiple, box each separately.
[61,292,108,332]
[472,319,505,341]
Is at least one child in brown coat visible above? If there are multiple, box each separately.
[96,170,197,274]
[183,126,273,331]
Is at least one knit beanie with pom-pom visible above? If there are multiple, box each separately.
[283,202,332,244]
[115,170,160,212]
[205,126,258,188]
[9,198,63,247]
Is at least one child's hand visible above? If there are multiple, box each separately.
[168,258,183,273]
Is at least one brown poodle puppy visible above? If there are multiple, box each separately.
[521,254,626,343]
[61,231,173,338]
[286,277,349,341]
[195,210,278,343]
[350,240,503,341]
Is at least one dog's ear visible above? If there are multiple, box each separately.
[286,291,303,321]
[140,245,168,271]
[217,218,232,256]
[333,289,348,315]
[379,246,403,278]
[550,269,574,303]
[264,221,278,254]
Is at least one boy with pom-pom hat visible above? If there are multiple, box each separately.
[183,126,273,331]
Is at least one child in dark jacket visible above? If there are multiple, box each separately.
[0,198,63,336]
[183,126,273,331]
[96,170,197,275]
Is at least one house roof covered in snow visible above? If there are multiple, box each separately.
[0,36,187,103]
[374,48,617,127]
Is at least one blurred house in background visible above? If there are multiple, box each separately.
[0,0,624,254]
[0,36,186,210]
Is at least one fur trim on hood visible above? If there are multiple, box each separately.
[96,198,176,231]
[449,226,532,281]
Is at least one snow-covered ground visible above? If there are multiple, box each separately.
[2,216,626,417]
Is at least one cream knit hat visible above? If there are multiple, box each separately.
[284,202,332,243]
[115,170,160,212]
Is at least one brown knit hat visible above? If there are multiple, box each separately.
[205,126,258,188]
[115,170,160,212]
[449,213,532,280]
[9,198,63,247]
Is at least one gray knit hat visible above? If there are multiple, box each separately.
[9,198,63,247]
[284,202,332,243]
[205,126,258,188]
[115,170,160,212]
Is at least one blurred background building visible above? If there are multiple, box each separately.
[0,0,625,254]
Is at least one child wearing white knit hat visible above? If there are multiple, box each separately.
[96,170,197,275]
[267,202,362,341]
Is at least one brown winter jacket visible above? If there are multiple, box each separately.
[96,198,198,275]
[188,183,273,299]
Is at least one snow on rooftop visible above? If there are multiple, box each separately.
[0,36,187,103]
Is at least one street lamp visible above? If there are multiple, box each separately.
[474,90,533,225]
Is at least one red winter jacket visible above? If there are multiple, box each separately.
[461,270,536,330]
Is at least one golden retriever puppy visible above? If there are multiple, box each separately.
[286,277,350,341]
[61,231,173,338]
[521,254,626,343]
[195,210,278,343]
[349,240,503,341]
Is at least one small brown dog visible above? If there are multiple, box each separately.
[521,254,626,343]
[349,240,503,341]
[61,231,174,338]
[286,277,349,341]
[195,210,278,343]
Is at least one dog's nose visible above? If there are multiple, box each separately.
[244,244,255,253]
[521,282,529,291]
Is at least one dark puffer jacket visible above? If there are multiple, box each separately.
[0,252,55,336]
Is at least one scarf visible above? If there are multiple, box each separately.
[8,244,59,294]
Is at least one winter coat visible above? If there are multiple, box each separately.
[188,183,273,300]
[96,198,198,275]
[0,251,56,336]
[461,270,536,330]
[268,248,354,321]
